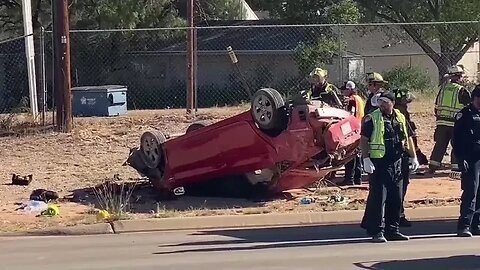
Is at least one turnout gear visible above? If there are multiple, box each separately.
[429,68,471,172]
[307,67,343,107]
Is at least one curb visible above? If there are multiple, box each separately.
[2,206,460,237]
[0,223,114,237]
[112,206,459,234]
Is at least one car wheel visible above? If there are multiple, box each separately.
[186,120,211,134]
[250,88,287,132]
[139,130,166,169]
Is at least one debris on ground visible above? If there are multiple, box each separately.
[299,197,315,205]
[30,189,59,202]
[22,200,48,214]
[41,204,60,217]
[11,174,33,186]
[97,209,111,221]
[328,194,349,205]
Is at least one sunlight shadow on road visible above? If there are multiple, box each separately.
[353,255,480,270]
[154,220,459,255]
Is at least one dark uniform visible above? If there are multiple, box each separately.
[361,92,414,242]
[453,86,480,237]
[393,88,428,165]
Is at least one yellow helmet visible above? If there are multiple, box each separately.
[366,72,387,83]
[309,68,328,79]
[446,65,465,75]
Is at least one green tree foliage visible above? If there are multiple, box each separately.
[248,0,361,24]
[294,37,341,76]
[383,65,434,93]
[355,0,480,84]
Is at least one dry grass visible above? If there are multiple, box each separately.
[0,96,462,231]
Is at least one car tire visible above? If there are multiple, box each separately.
[186,120,211,134]
[139,130,166,169]
[250,88,287,133]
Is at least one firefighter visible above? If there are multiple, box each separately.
[453,85,480,237]
[392,88,427,228]
[308,67,343,107]
[339,81,365,186]
[360,91,419,242]
[429,65,471,173]
[365,72,387,114]
[393,88,429,165]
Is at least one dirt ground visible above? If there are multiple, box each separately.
[0,97,462,232]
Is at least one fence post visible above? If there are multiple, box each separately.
[337,24,343,84]
[39,26,47,126]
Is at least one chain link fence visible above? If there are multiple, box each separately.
[1,21,479,115]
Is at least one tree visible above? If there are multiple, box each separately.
[247,0,361,81]
[355,0,480,84]
[248,0,361,24]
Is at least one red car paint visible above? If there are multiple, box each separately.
[126,102,361,195]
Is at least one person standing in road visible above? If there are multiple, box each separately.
[307,67,343,108]
[453,85,480,237]
[360,72,387,230]
[429,65,471,174]
[360,92,420,242]
[339,81,365,186]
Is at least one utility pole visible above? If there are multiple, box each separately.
[186,0,195,114]
[53,0,72,132]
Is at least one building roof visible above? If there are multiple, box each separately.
[142,20,441,57]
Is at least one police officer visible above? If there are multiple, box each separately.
[360,72,387,230]
[308,67,343,107]
[429,65,471,173]
[453,85,480,237]
[339,81,365,186]
[360,91,420,242]
[365,72,387,114]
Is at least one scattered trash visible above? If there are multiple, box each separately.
[41,204,59,217]
[328,195,348,205]
[299,197,315,205]
[23,200,48,213]
[30,189,59,202]
[173,187,185,196]
[11,174,33,186]
[97,209,111,221]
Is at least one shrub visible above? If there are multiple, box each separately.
[383,65,434,93]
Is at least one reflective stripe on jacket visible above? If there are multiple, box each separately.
[369,108,409,159]
[436,83,464,127]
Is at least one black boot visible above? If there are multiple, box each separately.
[399,216,412,227]
[385,231,410,241]
[457,228,473,237]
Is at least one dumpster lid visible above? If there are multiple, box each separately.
[72,85,127,92]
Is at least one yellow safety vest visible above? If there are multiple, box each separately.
[435,83,465,127]
[369,108,409,159]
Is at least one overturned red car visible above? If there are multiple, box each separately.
[125,88,361,197]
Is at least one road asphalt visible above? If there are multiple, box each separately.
[1,219,479,270]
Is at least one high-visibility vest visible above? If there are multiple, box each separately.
[369,108,409,159]
[350,95,365,120]
[435,83,465,127]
